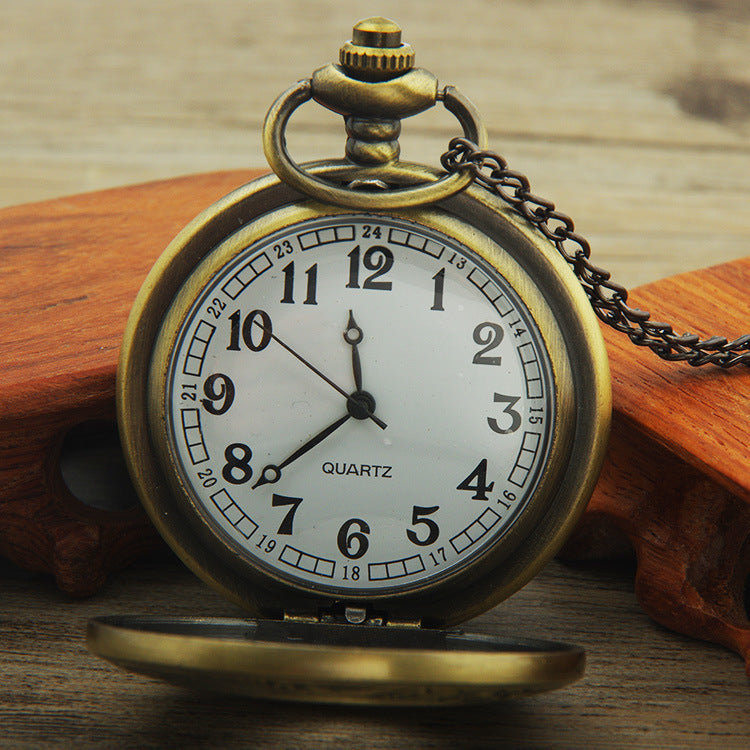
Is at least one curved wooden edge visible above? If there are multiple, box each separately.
[563,258,750,672]
[562,415,750,673]
[604,257,750,502]
[0,171,264,595]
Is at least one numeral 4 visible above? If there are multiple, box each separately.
[457,459,495,500]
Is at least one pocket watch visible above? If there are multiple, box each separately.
[87,17,614,705]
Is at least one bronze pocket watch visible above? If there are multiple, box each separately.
[87,17,748,705]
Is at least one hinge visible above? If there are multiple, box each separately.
[283,605,421,628]
[282,611,320,624]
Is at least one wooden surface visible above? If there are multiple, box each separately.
[562,257,750,672]
[0,171,261,595]
[3,0,750,747]
[5,555,750,750]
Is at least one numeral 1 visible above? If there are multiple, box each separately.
[431,268,445,311]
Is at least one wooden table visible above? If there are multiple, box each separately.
[3,0,750,746]
[2,554,749,750]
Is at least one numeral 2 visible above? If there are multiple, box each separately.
[472,322,504,365]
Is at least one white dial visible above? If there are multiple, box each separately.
[163,213,555,595]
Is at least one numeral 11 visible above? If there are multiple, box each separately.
[280,261,318,305]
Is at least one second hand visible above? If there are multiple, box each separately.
[253,317,387,430]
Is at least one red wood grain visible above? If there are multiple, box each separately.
[0,171,261,594]
[562,257,750,671]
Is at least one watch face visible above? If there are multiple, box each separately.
[157,211,557,596]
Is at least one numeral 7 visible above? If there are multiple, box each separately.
[272,493,304,535]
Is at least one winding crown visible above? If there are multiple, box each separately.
[339,17,415,81]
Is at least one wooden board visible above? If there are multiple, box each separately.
[561,258,750,671]
[5,554,750,749]
[0,171,260,595]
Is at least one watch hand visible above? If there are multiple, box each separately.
[343,310,364,392]
[341,310,387,429]
[252,413,352,488]
[252,316,386,430]
[344,310,386,429]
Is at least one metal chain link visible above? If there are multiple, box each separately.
[441,137,750,368]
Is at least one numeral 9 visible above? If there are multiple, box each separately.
[200,373,235,415]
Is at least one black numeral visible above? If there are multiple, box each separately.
[342,565,361,580]
[346,245,394,291]
[227,309,272,352]
[272,494,303,535]
[222,443,253,484]
[429,547,447,566]
[197,468,217,488]
[337,518,370,559]
[280,261,318,305]
[431,268,445,311]
[457,459,495,500]
[472,322,504,365]
[273,240,293,259]
[207,297,226,319]
[488,394,522,435]
[200,373,235,415]
[407,505,440,546]
[447,252,466,270]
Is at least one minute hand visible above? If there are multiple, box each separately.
[253,318,386,430]
[344,309,364,392]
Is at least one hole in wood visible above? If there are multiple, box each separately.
[60,420,140,512]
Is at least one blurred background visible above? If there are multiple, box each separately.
[3,0,750,289]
